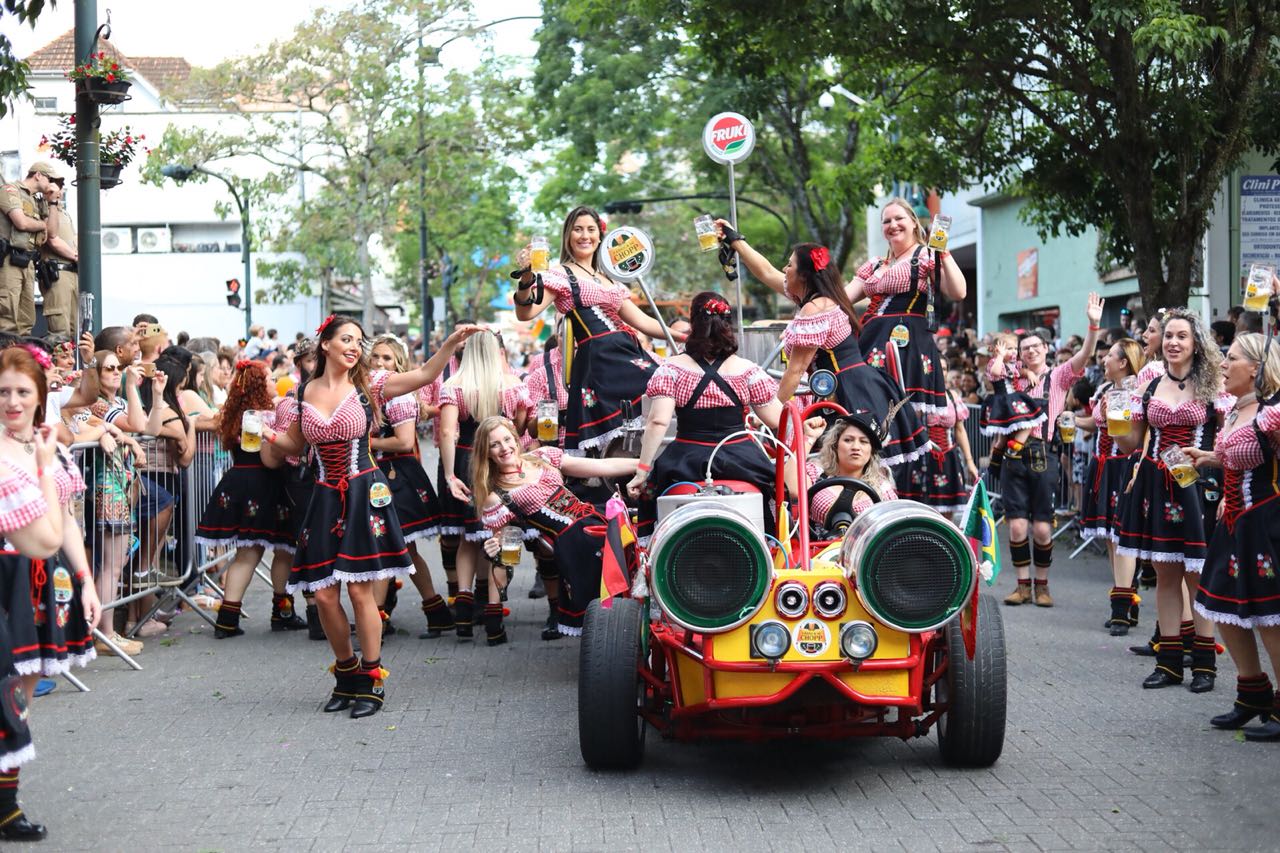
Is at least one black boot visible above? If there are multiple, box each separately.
[349,659,387,719]
[383,580,399,617]
[1188,635,1217,693]
[271,594,307,631]
[214,600,245,639]
[306,603,326,641]
[1244,700,1280,741]
[0,771,45,841]
[1107,587,1135,636]
[418,595,455,639]
[324,657,359,712]
[1142,635,1184,688]
[454,590,475,640]
[483,603,507,646]
[1211,675,1274,729]
[1138,560,1157,588]
[542,596,561,641]
[1130,625,1158,656]
[379,609,395,638]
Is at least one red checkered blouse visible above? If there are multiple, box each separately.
[855,251,939,297]
[782,307,854,357]
[645,358,777,408]
[298,370,392,444]
[0,469,50,534]
[480,447,566,531]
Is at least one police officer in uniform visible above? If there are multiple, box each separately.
[39,176,78,336]
[0,162,55,335]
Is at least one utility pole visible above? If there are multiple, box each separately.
[417,22,432,359]
[73,0,102,331]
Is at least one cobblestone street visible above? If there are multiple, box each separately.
[22,533,1279,852]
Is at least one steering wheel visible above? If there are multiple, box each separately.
[806,476,882,541]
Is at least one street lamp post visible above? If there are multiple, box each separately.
[161,164,253,338]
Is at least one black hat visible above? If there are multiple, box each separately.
[825,409,884,456]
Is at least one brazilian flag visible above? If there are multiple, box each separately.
[961,480,1001,586]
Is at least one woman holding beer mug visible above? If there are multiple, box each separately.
[1188,334,1280,739]
[1079,338,1145,635]
[440,330,533,641]
[367,334,454,639]
[513,205,672,454]
[711,231,926,466]
[1112,309,1228,692]
[194,360,295,639]
[624,292,782,541]
[897,372,979,521]
[473,417,638,640]
[262,315,481,719]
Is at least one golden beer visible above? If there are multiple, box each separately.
[1059,424,1076,443]
[240,410,263,452]
[1169,463,1199,488]
[536,400,558,442]
[500,544,522,565]
[698,232,719,252]
[694,214,718,253]
[1106,416,1132,437]
[1244,285,1270,312]
[537,416,557,442]
[499,526,524,566]
[530,236,550,273]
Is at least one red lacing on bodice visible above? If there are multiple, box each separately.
[864,294,886,317]
[1221,468,1245,533]
[1097,429,1114,458]
[314,440,374,535]
[1151,422,1196,457]
[29,558,46,614]
[928,423,953,452]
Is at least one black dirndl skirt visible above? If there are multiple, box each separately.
[980,392,1047,436]
[830,363,928,467]
[435,448,489,541]
[896,446,969,513]
[1081,454,1128,540]
[1196,496,1280,629]
[552,517,608,636]
[284,466,314,544]
[195,463,294,552]
[0,553,40,678]
[0,554,33,770]
[860,314,948,414]
[636,436,776,540]
[1114,458,1210,572]
[378,454,441,543]
[286,467,413,593]
[30,560,95,675]
[564,330,656,454]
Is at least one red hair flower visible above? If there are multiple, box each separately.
[810,246,830,272]
[235,359,252,371]
[316,314,337,337]
[702,297,731,316]
[17,343,53,371]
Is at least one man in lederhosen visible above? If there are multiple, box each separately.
[1002,293,1105,607]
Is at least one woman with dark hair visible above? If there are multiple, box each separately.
[1112,308,1229,692]
[714,229,927,467]
[263,315,478,718]
[625,292,782,539]
[848,199,967,414]
[194,360,297,638]
[513,205,674,454]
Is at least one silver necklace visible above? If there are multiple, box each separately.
[2,429,33,454]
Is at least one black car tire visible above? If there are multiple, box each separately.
[578,597,646,770]
[937,593,1007,767]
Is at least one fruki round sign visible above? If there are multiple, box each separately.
[702,112,755,165]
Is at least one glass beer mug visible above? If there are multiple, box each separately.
[530,236,550,274]
[1161,445,1199,488]
[241,409,263,452]
[536,399,558,443]
[1106,390,1132,437]
[1057,412,1076,444]
[694,214,719,253]
[1244,264,1275,312]
[500,525,524,567]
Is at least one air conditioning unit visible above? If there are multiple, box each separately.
[101,227,133,254]
[136,226,171,254]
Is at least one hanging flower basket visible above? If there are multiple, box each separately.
[99,163,123,189]
[76,77,131,105]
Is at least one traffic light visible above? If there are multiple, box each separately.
[603,200,643,214]
[226,278,242,309]
[441,253,456,289]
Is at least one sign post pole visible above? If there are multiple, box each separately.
[597,225,677,354]
[703,112,756,342]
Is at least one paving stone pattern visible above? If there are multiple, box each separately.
[22,532,1279,851]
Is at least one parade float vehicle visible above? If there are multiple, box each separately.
[577,401,1007,770]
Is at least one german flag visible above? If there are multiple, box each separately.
[600,492,635,608]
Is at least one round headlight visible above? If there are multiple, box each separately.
[813,581,847,619]
[839,502,975,633]
[650,502,772,633]
[840,621,878,660]
[809,369,837,399]
[775,581,809,619]
[753,621,791,660]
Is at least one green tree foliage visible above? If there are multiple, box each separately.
[0,0,52,118]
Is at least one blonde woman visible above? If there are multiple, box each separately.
[441,331,532,639]
[805,413,898,532]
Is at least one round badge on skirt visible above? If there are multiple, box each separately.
[369,482,393,508]
[890,324,911,347]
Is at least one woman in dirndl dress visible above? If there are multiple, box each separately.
[849,198,968,415]
[1190,333,1280,740]
[194,360,296,639]
[898,379,978,521]
[1079,338,1145,635]
[625,291,782,541]
[513,206,672,454]
[473,417,637,640]
[715,231,927,467]
[440,331,533,639]
[1112,309,1229,693]
[264,315,479,719]
[367,334,453,639]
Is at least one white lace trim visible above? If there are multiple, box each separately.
[402,527,439,545]
[195,536,295,554]
[464,529,494,543]
[1194,601,1280,629]
[557,623,583,637]
[1081,526,1114,540]
[37,647,97,676]
[883,443,928,468]
[0,743,35,772]
[981,413,1049,437]
[287,564,414,594]
[435,524,466,537]
[12,660,41,676]
[1115,545,1203,573]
